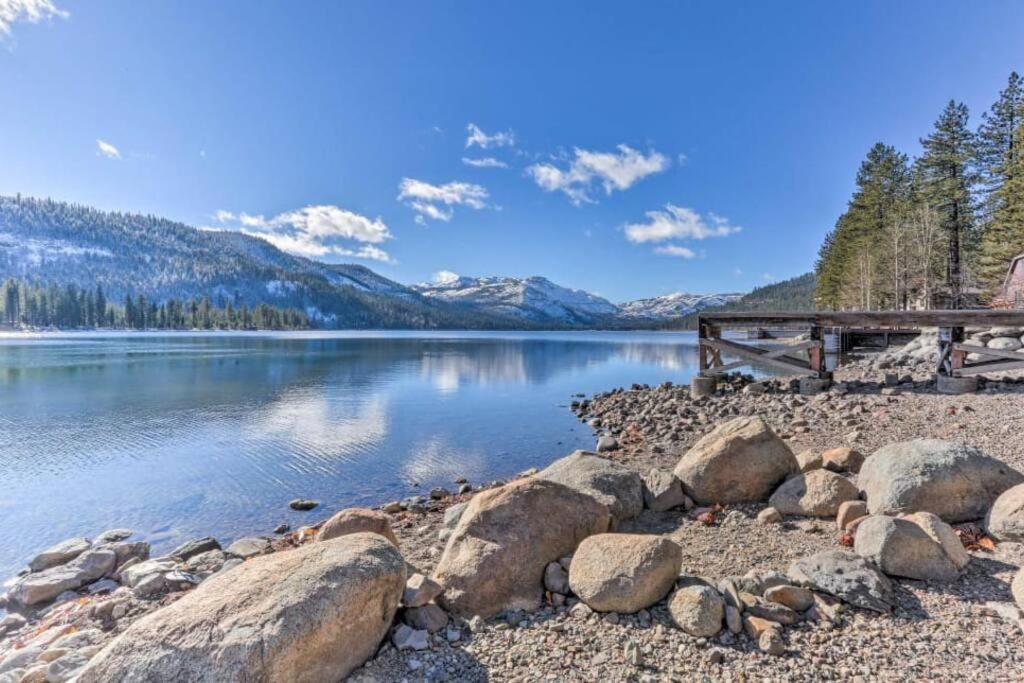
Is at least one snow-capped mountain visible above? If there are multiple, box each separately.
[618,292,744,320]
[412,272,621,325]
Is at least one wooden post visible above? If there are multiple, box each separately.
[698,317,709,375]
[809,325,827,378]
[950,326,966,372]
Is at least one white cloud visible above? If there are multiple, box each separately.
[96,139,121,159]
[215,204,394,263]
[0,0,67,36]
[465,123,515,149]
[624,204,741,243]
[461,156,509,169]
[433,270,460,285]
[653,244,697,258]
[398,177,491,223]
[527,144,669,204]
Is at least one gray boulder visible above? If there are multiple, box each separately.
[77,533,405,683]
[858,439,1024,522]
[28,538,91,573]
[10,547,116,606]
[768,470,860,517]
[986,482,1024,542]
[788,550,894,613]
[673,416,797,505]
[537,450,643,525]
[854,515,959,582]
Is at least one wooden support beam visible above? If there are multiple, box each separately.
[699,337,816,376]
[702,341,818,375]
[955,359,1024,376]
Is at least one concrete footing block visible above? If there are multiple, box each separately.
[691,376,717,398]
[799,377,833,395]
[936,374,978,395]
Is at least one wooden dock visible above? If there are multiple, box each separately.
[696,310,1024,392]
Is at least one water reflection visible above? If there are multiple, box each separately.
[0,331,706,577]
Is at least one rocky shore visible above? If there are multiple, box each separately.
[3,338,1024,682]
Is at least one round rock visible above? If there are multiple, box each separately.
[668,585,724,637]
[569,534,681,613]
[768,469,860,517]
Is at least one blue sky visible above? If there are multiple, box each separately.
[1,1,1022,301]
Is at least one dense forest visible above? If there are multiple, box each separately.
[815,71,1024,310]
[1,278,310,330]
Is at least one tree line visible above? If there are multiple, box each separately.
[1,278,310,330]
[815,72,1024,310]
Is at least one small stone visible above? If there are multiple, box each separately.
[168,537,221,561]
[623,639,642,667]
[96,529,133,543]
[225,537,272,559]
[543,561,570,595]
[429,487,451,500]
[403,604,448,633]
[381,501,403,514]
[288,498,318,511]
[392,624,430,651]
[764,584,814,612]
[757,507,783,524]
[743,615,779,639]
[403,573,443,608]
[596,435,619,452]
[724,605,742,634]
[745,599,798,625]
[273,523,290,534]
[836,500,868,531]
[758,629,785,656]
[669,585,723,637]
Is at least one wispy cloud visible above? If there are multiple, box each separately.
[212,204,394,263]
[0,0,67,37]
[654,244,697,258]
[624,205,741,243]
[527,144,669,205]
[96,139,121,160]
[461,156,508,169]
[465,123,515,149]
[398,177,491,224]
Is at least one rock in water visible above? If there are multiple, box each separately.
[568,534,681,613]
[858,439,1024,522]
[289,498,319,511]
[642,468,688,511]
[673,416,797,505]
[768,470,860,517]
[986,482,1024,542]
[854,515,960,582]
[668,585,724,637]
[28,538,92,572]
[317,507,398,546]
[432,478,610,618]
[537,450,643,525]
[10,547,116,606]
[788,550,894,613]
[76,533,405,683]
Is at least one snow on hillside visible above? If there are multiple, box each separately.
[412,272,620,325]
[618,292,743,319]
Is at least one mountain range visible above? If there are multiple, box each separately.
[0,195,795,329]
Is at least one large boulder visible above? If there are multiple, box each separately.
[9,547,116,606]
[568,534,681,613]
[858,440,1024,522]
[317,508,398,546]
[537,451,643,525]
[854,515,959,582]
[77,533,405,683]
[986,483,1024,542]
[788,550,894,613]
[433,478,610,618]
[768,470,860,517]
[673,416,797,505]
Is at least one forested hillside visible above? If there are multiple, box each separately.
[670,273,816,329]
[0,196,527,330]
[815,71,1024,310]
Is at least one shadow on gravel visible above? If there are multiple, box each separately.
[890,555,1019,620]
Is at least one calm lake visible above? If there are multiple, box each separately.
[0,330,721,579]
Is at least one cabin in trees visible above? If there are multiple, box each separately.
[992,253,1024,309]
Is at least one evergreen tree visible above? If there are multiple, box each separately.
[976,72,1024,224]
[979,120,1024,301]
[916,101,978,308]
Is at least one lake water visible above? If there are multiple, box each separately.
[0,330,719,579]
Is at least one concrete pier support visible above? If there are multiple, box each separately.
[936,374,978,395]
[799,377,833,395]
[691,376,717,398]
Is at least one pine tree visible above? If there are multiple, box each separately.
[976,73,1024,224]
[917,101,978,309]
[979,120,1024,301]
